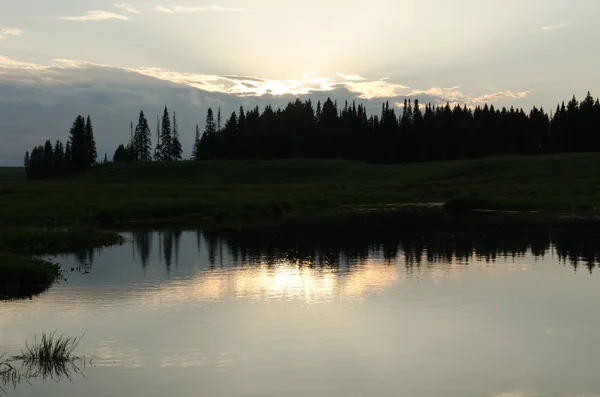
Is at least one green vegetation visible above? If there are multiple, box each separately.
[1,333,86,394]
[0,168,25,182]
[0,229,124,299]
[0,253,61,299]
[4,153,600,227]
[0,229,124,255]
[13,332,82,364]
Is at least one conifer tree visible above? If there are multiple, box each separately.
[217,108,222,132]
[53,140,64,174]
[154,114,162,161]
[43,140,54,176]
[85,115,97,166]
[134,110,152,162]
[24,151,30,179]
[160,106,173,161]
[113,144,129,162]
[69,115,88,171]
[64,141,72,171]
[171,111,183,161]
[192,125,201,160]
[103,153,108,164]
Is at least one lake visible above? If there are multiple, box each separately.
[2,218,600,397]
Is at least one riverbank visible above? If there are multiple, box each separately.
[0,229,125,299]
[2,153,600,296]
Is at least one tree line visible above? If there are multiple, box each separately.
[193,91,600,163]
[113,107,182,163]
[23,91,600,179]
[24,115,98,180]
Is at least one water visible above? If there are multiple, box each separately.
[2,221,600,397]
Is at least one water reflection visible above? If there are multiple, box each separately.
[7,215,600,397]
[120,220,600,276]
[0,357,87,395]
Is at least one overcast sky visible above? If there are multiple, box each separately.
[0,0,599,164]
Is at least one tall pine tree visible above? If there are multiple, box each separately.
[134,110,152,162]
[171,111,183,161]
[154,114,162,161]
[69,115,88,171]
[192,125,201,161]
[159,106,173,161]
[85,116,97,166]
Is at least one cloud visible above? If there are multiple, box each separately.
[537,22,572,32]
[471,90,531,104]
[0,28,23,36]
[114,3,140,14]
[336,73,366,81]
[493,393,533,397]
[155,5,247,13]
[0,56,531,108]
[59,10,131,21]
[403,86,531,107]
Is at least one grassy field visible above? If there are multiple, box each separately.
[1,153,600,227]
[0,167,25,182]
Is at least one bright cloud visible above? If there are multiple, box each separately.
[0,56,532,109]
[59,10,131,21]
[155,5,247,13]
[0,28,23,36]
[114,3,140,14]
[337,73,366,82]
[537,22,572,32]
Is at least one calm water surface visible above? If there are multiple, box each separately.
[2,225,600,397]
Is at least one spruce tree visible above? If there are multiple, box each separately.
[192,125,201,160]
[64,141,72,172]
[69,115,87,171]
[217,108,222,132]
[43,140,54,177]
[171,111,183,161]
[113,144,128,162]
[53,140,64,175]
[134,110,152,162]
[103,153,108,164]
[85,115,97,166]
[24,151,31,179]
[205,108,216,137]
[160,106,172,161]
[154,114,162,161]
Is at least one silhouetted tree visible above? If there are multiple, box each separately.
[133,110,152,162]
[192,125,201,160]
[159,106,172,161]
[171,111,183,161]
[69,115,88,172]
[113,144,129,162]
[154,114,161,161]
[85,116,97,166]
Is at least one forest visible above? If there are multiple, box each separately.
[23,91,600,180]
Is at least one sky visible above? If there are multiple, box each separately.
[0,0,599,164]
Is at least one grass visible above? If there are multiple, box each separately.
[0,228,125,255]
[3,153,600,227]
[0,229,125,299]
[1,332,86,394]
[0,253,61,299]
[13,332,83,364]
[0,167,25,182]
